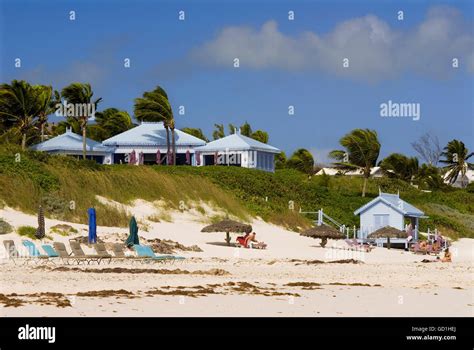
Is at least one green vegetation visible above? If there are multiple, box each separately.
[154,166,474,238]
[181,127,209,142]
[286,149,315,174]
[212,121,269,143]
[0,145,249,227]
[50,224,78,236]
[134,86,175,164]
[440,139,473,188]
[17,225,37,239]
[0,146,472,238]
[61,83,102,159]
[330,129,381,197]
[379,153,419,182]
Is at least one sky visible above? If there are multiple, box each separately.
[0,0,473,163]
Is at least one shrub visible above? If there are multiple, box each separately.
[17,226,37,239]
[50,224,78,236]
[466,182,474,193]
[41,194,70,218]
[0,218,13,235]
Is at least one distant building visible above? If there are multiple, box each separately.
[443,168,474,188]
[30,128,113,164]
[194,132,280,172]
[354,191,426,239]
[316,166,385,178]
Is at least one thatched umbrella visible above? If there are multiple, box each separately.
[201,219,252,245]
[368,226,407,239]
[368,226,407,249]
[301,225,345,247]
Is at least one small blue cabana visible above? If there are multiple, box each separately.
[354,191,427,240]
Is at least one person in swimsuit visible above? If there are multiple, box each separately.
[245,232,267,249]
[441,248,452,263]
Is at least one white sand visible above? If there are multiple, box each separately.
[0,206,473,317]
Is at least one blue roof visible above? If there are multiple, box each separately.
[102,122,206,147]
[30,130,112,153]
[195,133,280,153]
[354,192,425,217]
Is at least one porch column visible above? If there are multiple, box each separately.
[415,217,419,241]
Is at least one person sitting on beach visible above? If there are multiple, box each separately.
[419,240,428,253]
[245,232,267,249]
[441,248,452,263]
[236,233,250,247]
[432,240,441,254]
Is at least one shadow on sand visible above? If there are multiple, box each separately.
[206,242,237,248]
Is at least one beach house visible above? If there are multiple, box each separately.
[354,191,426,239]
[30,123,281,171]
[30,127,114,164]
[101,122,206,165]
[194,132,281,172]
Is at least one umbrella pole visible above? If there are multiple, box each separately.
[225,232,231,246]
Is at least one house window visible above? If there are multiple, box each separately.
[374,214,389,229]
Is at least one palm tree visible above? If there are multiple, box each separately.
[94,108,133,139]
[0,80,42,150]
[275,151,287,169]
[240,121,252,137]
[181,127,209,142]
[379,153,419,182]
[286,149,314,174]
[212,123,225,140]
[330,129,381,197]
[417,164,445,190]
[35,86,60,142]
[134,86,175,165]
[251,130,269,143]
[440,139,473,188]
[61,83,102,159]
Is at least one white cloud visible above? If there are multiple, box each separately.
[191,6,474,81]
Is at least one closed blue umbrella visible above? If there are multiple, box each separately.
[88,207,97,244]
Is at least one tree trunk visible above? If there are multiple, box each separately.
[362,176,368,197]
[82,119,87,160]
[171,128,176,165]
[165,127,171,165]
[21,133,27,150]
[40,122,45,142]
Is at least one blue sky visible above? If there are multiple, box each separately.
[1,0,473,163]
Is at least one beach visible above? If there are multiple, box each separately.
[0,206,473,317]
